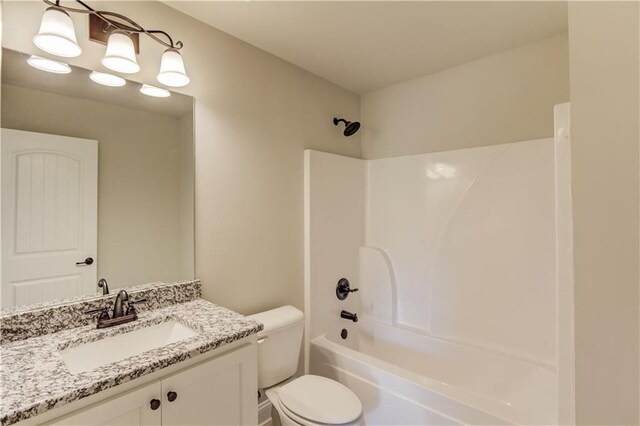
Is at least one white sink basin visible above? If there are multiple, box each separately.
[60,320,198,374]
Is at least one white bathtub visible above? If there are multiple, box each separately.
[309,320,557,425]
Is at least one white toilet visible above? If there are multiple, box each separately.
[250,306,363,426]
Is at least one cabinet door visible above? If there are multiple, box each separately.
[161,344,258,426]
[48,382,162,426]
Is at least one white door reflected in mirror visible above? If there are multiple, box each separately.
[1,129,98,307]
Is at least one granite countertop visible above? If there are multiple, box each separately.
[0,299,263,426]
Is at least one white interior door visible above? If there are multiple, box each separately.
[1,128,98,307]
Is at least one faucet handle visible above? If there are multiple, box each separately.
[336,278,359,300]
[86,307,110,322]
[126,299,148,315]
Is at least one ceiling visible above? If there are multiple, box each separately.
[2,49,193,118]
[165,1,568,94]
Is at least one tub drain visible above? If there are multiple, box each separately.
[341,328,348,339]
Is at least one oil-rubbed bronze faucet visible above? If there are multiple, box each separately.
[97,278,109,295]
[113,290,129,318]
[85,290,147,329]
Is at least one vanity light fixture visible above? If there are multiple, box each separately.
[102,30,140,74]
[33,0,189,86]
[140,84,171,98]
[27,55,72,74]
[33,6,82,57]
[157,48,190,87]
[90,71,126,87]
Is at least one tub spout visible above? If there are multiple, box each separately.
[341,310,358,322]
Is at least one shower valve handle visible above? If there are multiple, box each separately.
[336,278,359,300]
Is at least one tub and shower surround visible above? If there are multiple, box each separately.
[304,105,572,425]
[361,139,556,365]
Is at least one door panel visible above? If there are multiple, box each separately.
[1,128,97,307]
[161,344,258,426]
[12,274,82,306]
[14,152,81,253]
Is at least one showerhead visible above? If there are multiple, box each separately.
[333,117,361,137]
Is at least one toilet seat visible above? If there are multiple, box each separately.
[277,399,327,426]
[269,375,363,426]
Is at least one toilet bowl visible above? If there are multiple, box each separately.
[249,306,363,426]
[266,375,363,426]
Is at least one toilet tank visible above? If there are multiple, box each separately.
[249,306,304,388]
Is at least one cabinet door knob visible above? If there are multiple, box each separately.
[150,399,161,410]
[167,391,178,402]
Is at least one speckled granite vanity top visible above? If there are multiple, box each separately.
[0,282,263,426]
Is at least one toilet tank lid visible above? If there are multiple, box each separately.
[249,305,304,337]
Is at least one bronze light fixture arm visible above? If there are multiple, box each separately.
[42,0,183,50]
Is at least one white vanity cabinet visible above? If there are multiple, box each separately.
[48,344,257,426]
[161,344,251,426]
[47,382,161,426]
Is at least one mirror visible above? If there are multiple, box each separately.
[1,48,194,309]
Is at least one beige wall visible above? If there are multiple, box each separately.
[1,1,360,315]
[361,33,569,159]
[2,83,192,288]
[568,2,640,424]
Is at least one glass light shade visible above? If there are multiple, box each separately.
[157,48,190,87]
[33,7,82,58]
[140,84,171,98]
[27,55,72,74]
[101,31,140,74]
[90,71,126,87]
